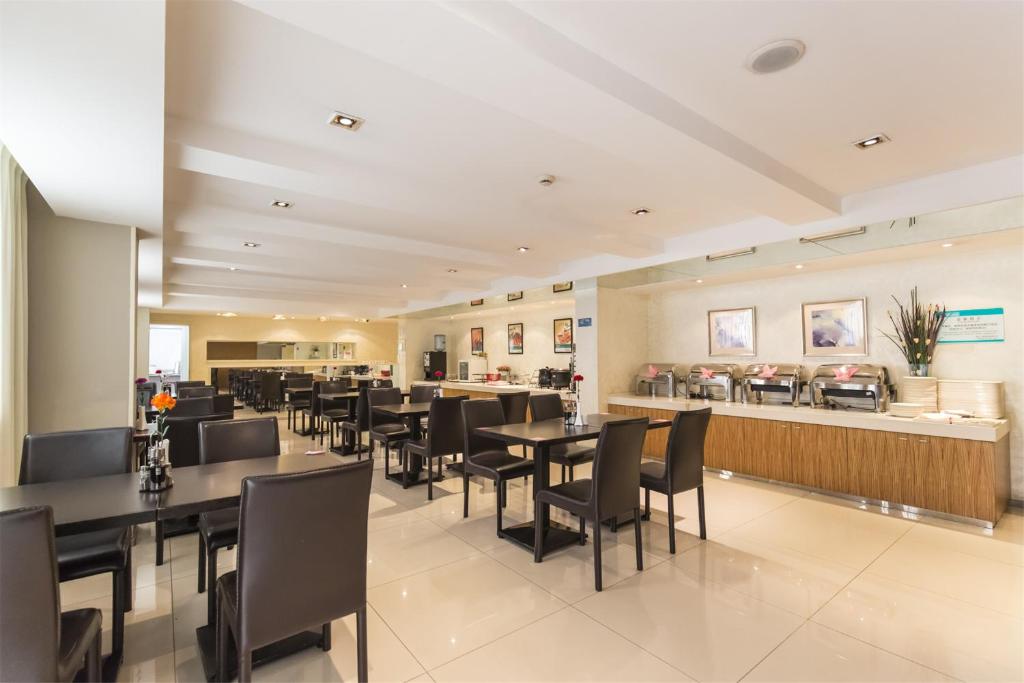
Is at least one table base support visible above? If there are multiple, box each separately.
[384,471,444,487]
[500,520,583,556]
[196,624,323,682]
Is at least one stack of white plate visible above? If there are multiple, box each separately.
[888,402,925,418]
[937,379,1005,418]
[901,376,938,411]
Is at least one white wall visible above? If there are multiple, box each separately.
[448,300,576,381]
[27,183,135,432]
[647,241,1024,499]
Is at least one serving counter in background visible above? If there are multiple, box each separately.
[607,393,1010,526]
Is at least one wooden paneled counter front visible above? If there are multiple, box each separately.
[607,394,1011,525]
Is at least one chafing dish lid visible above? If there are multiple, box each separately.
[811,364,889,383]
[742,363,803,379]
[687,363,743,378]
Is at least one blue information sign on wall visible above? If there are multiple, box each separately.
[578,317,592,328]
[937,308,1005,344]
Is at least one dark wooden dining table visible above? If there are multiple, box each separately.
[474,413,671,557]
[0,452,349,681]
[374,402,434,485]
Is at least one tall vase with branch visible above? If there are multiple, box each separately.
[140,393,176,491]
[879,287,947,377]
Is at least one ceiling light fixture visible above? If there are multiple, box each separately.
[228,267,239,271]
[447,268,458,273]
[942,242,954,248]
[695,279,704,284]
[270,200,292,209]
[401,283,408,288]
[799,226,867,243]
[746,39,806,74]
[318,316,328,322]
[795,264,805,269]
[853,133,890,149]
[631,207,651,216]
[537,174,556,186]
[272,314,286,320]
[517,246,530,253]
[243,242,261,248]
[328,111,364,131]
[706,247,756,262]
[217,312,238,317]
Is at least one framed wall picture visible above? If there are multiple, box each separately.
[802,298,868,356]
[708,307,756,356]
[470,327,484,355]
[507,291,523,302]
[553,318,573,353]
[507,323,523,354]
[553,281,573,293]
[470,299,484,307]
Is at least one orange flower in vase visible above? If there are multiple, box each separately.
[150,393,177,447]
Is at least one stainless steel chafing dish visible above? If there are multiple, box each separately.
[809,364,894,413]
[634,363,680,397]
[741,363,805,407]
[685,363,742,402]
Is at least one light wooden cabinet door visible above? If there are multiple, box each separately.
[792,422,850,492]
[739,419,791,482]
[706,415,745,471]
[847,428,900,501]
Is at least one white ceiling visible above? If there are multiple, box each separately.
[3,1,1022,319]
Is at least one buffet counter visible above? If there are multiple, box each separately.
[435,381,561,397]
[606,393,1010,525]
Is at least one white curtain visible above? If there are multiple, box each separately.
[0,144,29,487]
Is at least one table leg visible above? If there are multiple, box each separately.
[384,414,441,487]
[499,444,580,556]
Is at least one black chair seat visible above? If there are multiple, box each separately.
[639,460,666,484]
[58,609,103,680]
[199,508,239,547]
[549,443,596,465]
[403,438,428,454]
[322,409,349,419]
[468,450,534,476]
[290,400,311,410]
[535,479,592,516]
[56,529,129,581]
[371,422,407,436]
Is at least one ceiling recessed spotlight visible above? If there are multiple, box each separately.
[537,174,556,186]
[318,316,328,322]
[942,242,954,248]
[517,246,530,253]
[401,283,408,288]
[290,316,295,320]
[328,111,364,131]
[631,207,651,216]
[695,279,704,284]
[270,200,292,209]
[217,312,238,317]
[228,267,239,271]
[746,39,806,74]
[853,133,890,149]
[243,242,261,248]
[794,264,805,269]
[272,314,286,320]
[447,268,458,273]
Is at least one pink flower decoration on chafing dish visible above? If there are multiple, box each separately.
[699,367,716,379]
[758,365,779,379]
[832,366,859,381]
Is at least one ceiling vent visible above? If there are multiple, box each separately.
[746,39,806,74]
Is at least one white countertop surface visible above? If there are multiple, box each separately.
[606,393,1009,442]
[433,381,561,395]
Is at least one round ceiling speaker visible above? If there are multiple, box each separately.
[746,39,806,74]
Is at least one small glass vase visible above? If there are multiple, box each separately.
[139,439,173,492]
[908,363,930,377]
[573,391,585,427]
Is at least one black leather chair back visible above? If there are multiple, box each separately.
[260,374,281,403]
[166,414,231,468]
[0,506,61,681]
[591,418,648,518]
[199,418,280,465]
[19,427,132,485]
[425,397,464,455]
[367,387,402,429]
[372,378,394,388]
[234,460,373,652]
[284,373,312,381]
[460,399,507,458]
[212,394,235,415]
[332,376,352,389]
[179,386,216,399]
[170,397,216,417]
[664,408,712,493]
[409,384,436,404]
[176,381,205,391]
[528,393,564,422]
[351,388,370,431]
[497,391,530,425]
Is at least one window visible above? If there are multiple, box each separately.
[149,324,189,378]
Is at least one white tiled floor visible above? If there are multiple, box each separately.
[61,409,1024,682]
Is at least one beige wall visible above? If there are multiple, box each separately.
[149,312,398,383]
[597,287,650,410]
[647,241,1024,499]
[27,183,135,432]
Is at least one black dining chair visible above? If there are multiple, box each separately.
[283,378,312,432]
[498,391,530,457]
[367,387,410,477]
[0,506,103,682]
[316,381,352,445]
[19,427,133,665]
[401,396,463,498]
[257,373,281,413]
[216,460,373,683]
[640,408,711,551]
[528,393,595,482]
[533,417,649,591]
[460,399,533,537]
[196,418,281,626]
[179,386,216,399]
[339,388,370,459]
[409,384,437,432]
